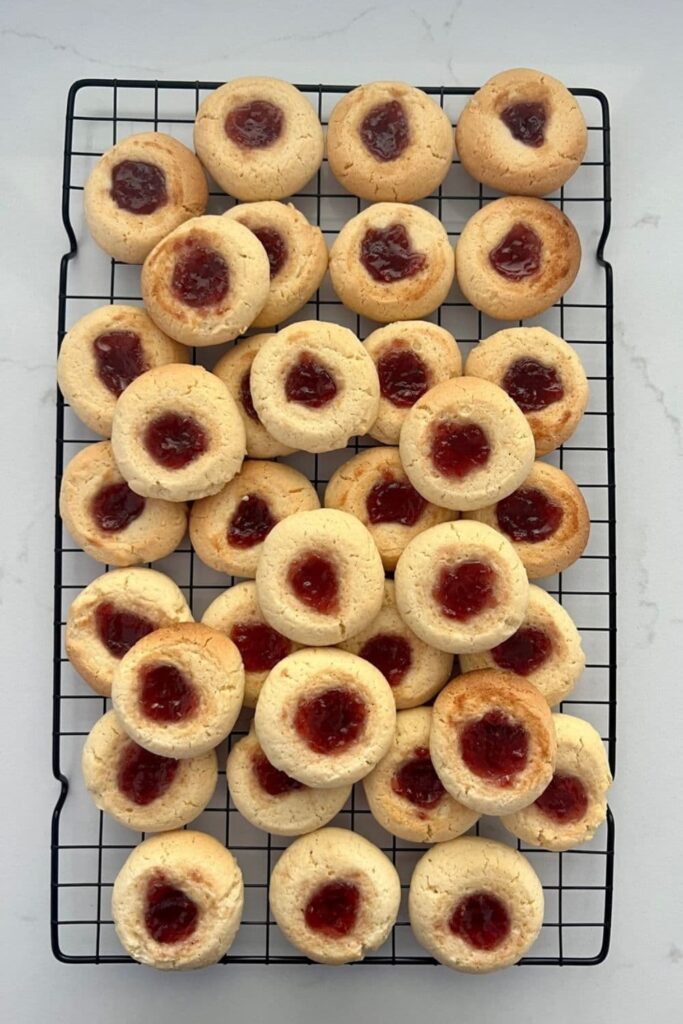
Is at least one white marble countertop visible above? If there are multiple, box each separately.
[1,0,682,1019]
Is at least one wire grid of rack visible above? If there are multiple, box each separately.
[52,79,616,966]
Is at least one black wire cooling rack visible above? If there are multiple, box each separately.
[52,79,616,966]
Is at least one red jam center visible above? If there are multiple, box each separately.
[359,100,410,161]
[91,482,145,532]
[449,892,511,950]
[391,746,445,809]
[496,487,564,543]
[117,741,179,805]
[377,346,429,407]
[285,354,338,409]
[252,752,304,796]
[144,412,207,470]
[251,225,288,278]
[500,101,546,148]
[139,663,198,722]
[460,709,529,785]
[228,494,276,548]
[171,240,229,308]
[366,478,427,527]
[434,561,496,621]
[93,331,146,397]
[110,160,168,214]
[230,622,291,673]
[502,357,564,413]
[359,633,412,687]
[145,875,198,944]
[489,223,542,281]
[225,100,284,148]
[492,626,553,676]
[535,772,588,824]
[294,687,367,754]
[430,422,491,478]
[239,369,259,422]
[95,602,155,658]
[304,881,359,937]
[287,553,339,614]
[360,224,427,283]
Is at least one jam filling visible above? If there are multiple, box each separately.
[492,626,553,676]
[110,160,168,214]
[360,224,427,283]
[144,412,208,470]
[230,622,291,673]
[460,709,529,785]
[91,482,145,532]
[366,478,427,527]
[239,369,259,422]
[251,225,288,278]
[359,99,410,161]
[228,494,276,548]
[225,100,284,148]
[304,881,359,937]
[93,331,146,396]
[117,741,179,805]
[294,687,367,754]
[359,633,412,687]
[489,223,542,281]
[171,239,229,308]
[430,422,491,478]
[284,354,338,408]
[145,874,198,944]
[434,561,497,621]
[391,746,445,809]
[287,553,339,614]
[449,892,511,950]
[535,772,588,824]
[377,346,429,407]
[496,487,564,543]
[252,751,304,796]
[95,602,155,658]
[500,101,546,148]
[139,663,198,722]
[502,357,564,413]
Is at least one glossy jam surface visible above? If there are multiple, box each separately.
[391,746,445,809]
[145,875,198,944]
[377,346,429,407]
[434,561,496,621]
[359,633,412,687]
[230,622,291,674]
[489,223,542,281]
[239,369,259,422]
[430,422,491,478]
[93,331,146,397]
[449,892,511,950]
[110,160,168,214]
[91,482,145,532]
[252,752,304,796]
[460,709,529,785]
[535,772,588,824]
[117,741,178,805]
[228,494,276,548]
[225,100,284,148]
[492,626,553,676]
[287,553,339,614]
[171,240,229,308]
[304,881,359,937]
[95,602,155,658]
[366,478,427,527]
[251,225,288,278]
[496,487,564,543]
[144,412,207,470]
[360,224,427,283]
[502,357,564,413]
[285,354,338,409]
[500,101,546,147]
[359,100,410,161]
[139,663,199,722]
[294,687,367,754]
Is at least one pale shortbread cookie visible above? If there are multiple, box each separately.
[430,669,556,815]
[82,710,217,832]
[112,830,243,969]
[84,132,208,263]
[66,568,193,697]
[190,460,319,578]
[227,727,351,837]
[111,364,246,503]
[141,215,270,347]
[394,520,529,655]
[57,304,189,438]
[254,648,396,788]
[111,623,244,759]
[255,509,385,646]
[249,322,380,454]
[329,203,454,322]
[399,377,536,512]
[327,81,453,202]
[409,836,544,972]
[269,827,401,964]
[194,77,324,201]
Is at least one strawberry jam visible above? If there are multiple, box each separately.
[111,160,167,214]
[225,100,284,148]
[434,561,496,621]
[145,874,198,944]
[229,622,291,674]
[449,892,510,950]
[287,553,339,614]
[304,881,359,937]
[491,626,552,675]
[251,225,288,278]
[139,663,198,723]
[360,224,426,283]
[91,483,145,532]
[294,688,367,754]
[93,331,146,396]
[496,487,563,543]
[500,101,546,147]
[117,741,178,805]
[460,709,528,785]
[489,223,542,280]
[239,369,259,421]
[502,357,564,413]
[535,773,588,823]
[95,602,155,658]
[391,746,445,809]
[228,494,276,548]
[359,100,410,161]
[359,633,412,687]
[252,752,304,796]
[377,347,429,407]
[285,355,337,408]
[144,412,207,469]
[430,422,491,478]
[366,478,426,526]
[171,240,229,308]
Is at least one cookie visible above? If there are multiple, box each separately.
[190,460,320,578]
[269,827,401,964]
[455,68,587,197]
[82,710,217,832]
[363,708,479,843]
[409,836,544,972]
[83,132,208,263]
[399,377,535,512]
[430,669,556,815]
[66,567,193,697]
[464,327,589,456]
[254,648,396,788]
[110,364,246,502]
[455,196,581,320]
[463,461,590,579]
[327,81,453,202]
[364,321,462,445]
[226,726,351,837]
[141,215,270,347]
[394,520,528,655]
[255,509,385,646]
[59,442,187,567]
[329,203,454,322]
[194,77,324,201]
[249,322,380,454]
[223,202,327,327]
[112,830,243,969]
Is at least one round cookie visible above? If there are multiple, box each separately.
[329,203,454,322]
[269,827,401,964]
[463,461,590,579]
[455,196,581,321]
[363,708,480,843]
[249,322,380,454]
[430,669,556,815]
[502,713,612,851]
[226,727,351,837]
[82,710,217,832]
[194,77,324,201]
[112,830,243,969]
[255,509,385,646]
[110,364,246,503]
[394,520,529,655]
[190,460,320,578]
[465,327,589,456]
[84,132,208,263]
[141,215,270,347]
[364,321,462,445]
[254,648,396,788]
[59,442,187,567]
[399,377,536,512]
[223,202,327,327]
[111,623,245,758]
[409,836,544,972]
[66,568,193,697]
[455,68,587,197]
[327,81,453,202]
